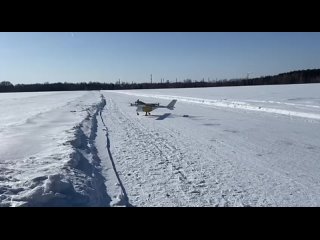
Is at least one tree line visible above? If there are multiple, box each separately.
[1,68,320,93]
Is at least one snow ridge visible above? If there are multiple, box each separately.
[66,96,110,206]
[1,94,111,207]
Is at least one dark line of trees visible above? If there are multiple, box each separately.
[1,69,320,93]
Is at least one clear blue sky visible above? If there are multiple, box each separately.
[1,32,320,84]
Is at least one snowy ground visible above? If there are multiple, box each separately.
[0,91,109,206]
[1,84,320,206]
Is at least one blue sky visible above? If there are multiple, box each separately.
[1,32,320,84]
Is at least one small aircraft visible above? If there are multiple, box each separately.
[130,99,177,116]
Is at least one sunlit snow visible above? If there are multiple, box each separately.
[1,84,320,206]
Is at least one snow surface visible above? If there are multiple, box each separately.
[0,91,109,206]
[1,84,320,206]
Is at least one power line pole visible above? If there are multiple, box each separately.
[151,74,152,84]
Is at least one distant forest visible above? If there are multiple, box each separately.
[1,69,320,93]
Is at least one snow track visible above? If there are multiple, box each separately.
[96,96,132,207]
[101,98,200,206]
[99,87,320,206]
[100,95,260,206]
[114,91,320,121]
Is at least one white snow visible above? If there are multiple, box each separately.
[0,91,109,206]
[1,84,320,206]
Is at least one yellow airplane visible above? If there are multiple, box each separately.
[131,99,177,116]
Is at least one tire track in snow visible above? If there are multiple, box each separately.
[102,97,209,206]
[98,96,133,207]
[246,99,320,110]
[102,94,314,206]
[167,121,320,206]
[108,100,188,206]
[209,133,320,206]
[113,91,320,121]
[103,91,320,206]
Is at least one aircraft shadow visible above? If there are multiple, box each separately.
[147,113,172,120]
[156,113,172,120]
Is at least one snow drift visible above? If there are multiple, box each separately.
[0,92,109,207]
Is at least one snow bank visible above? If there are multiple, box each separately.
[0,93,109,207]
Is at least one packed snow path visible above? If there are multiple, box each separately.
[101,85,320,207]
[1,84,320,206]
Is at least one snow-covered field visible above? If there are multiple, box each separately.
[1,84,320,206]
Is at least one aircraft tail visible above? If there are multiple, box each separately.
[167,100,177,110]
